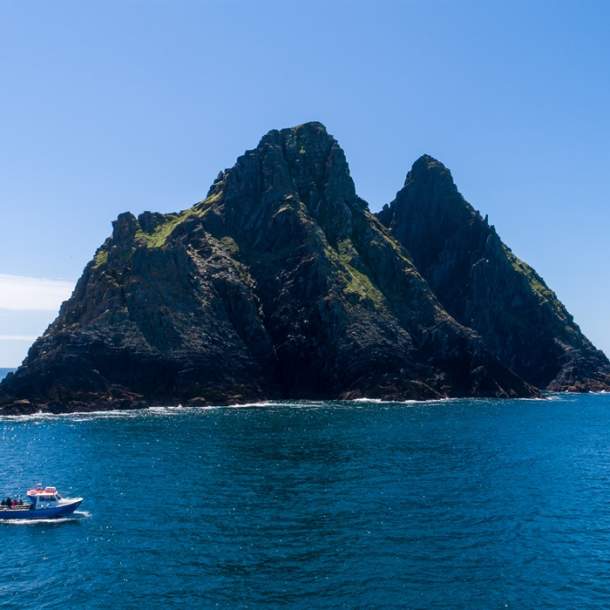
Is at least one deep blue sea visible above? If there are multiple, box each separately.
[1,374,610,608]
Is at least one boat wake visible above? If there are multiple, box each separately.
[0,510,91,526]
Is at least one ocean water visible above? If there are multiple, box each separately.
[1,392,610,609]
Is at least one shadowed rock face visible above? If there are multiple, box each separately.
[0,123,535,414]
[378,155,610,392]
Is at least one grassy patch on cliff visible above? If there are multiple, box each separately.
[135,193,221,248]
[135,211,188,248]
[93,249,108,268]
[334,239,384,306]
[505,247,568,320]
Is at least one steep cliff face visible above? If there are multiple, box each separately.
[0,123,534,413]
[378,155,610,391]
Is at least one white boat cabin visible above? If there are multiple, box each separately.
[27,486,63,507]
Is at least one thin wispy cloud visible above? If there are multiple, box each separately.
[0,274,74,312]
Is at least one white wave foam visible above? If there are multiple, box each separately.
[0,405,216,423]
[352,396,455,405]
[226,400,326,409]
[227,401,277,408]
[2,391,600,423]
[353,397,387,404]
[514,395,560,402]
[0,398,450,421]
[0,409,141,423]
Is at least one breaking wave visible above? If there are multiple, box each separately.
[0,392,603,423]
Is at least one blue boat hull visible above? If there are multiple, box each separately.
[0,499,82,520]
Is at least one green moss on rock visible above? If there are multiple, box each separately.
[135,194,220,249]
[330,239,385,306]
[504,247,567,320]
[93,249,108,268]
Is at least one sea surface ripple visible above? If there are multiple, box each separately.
[1,392,610,608]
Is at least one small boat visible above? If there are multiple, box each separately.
[0,485,83,520]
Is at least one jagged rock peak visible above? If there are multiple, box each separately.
[378,154,462,227]
[221,121,357,204]
[112,212,138,243]
[409,153,448,174]
[378,156,610,392]
[267,120,330,141]
[260,121,333,149]
[403,154,459,194]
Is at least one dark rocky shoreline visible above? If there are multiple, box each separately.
[5,391,609,418]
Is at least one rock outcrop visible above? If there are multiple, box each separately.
[0,123,536,413]
[378,154,610,392]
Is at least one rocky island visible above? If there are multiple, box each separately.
[1,122,608,414]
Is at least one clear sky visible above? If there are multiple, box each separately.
[0,0,608,367]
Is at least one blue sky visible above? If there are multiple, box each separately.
[0,0,608,366]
